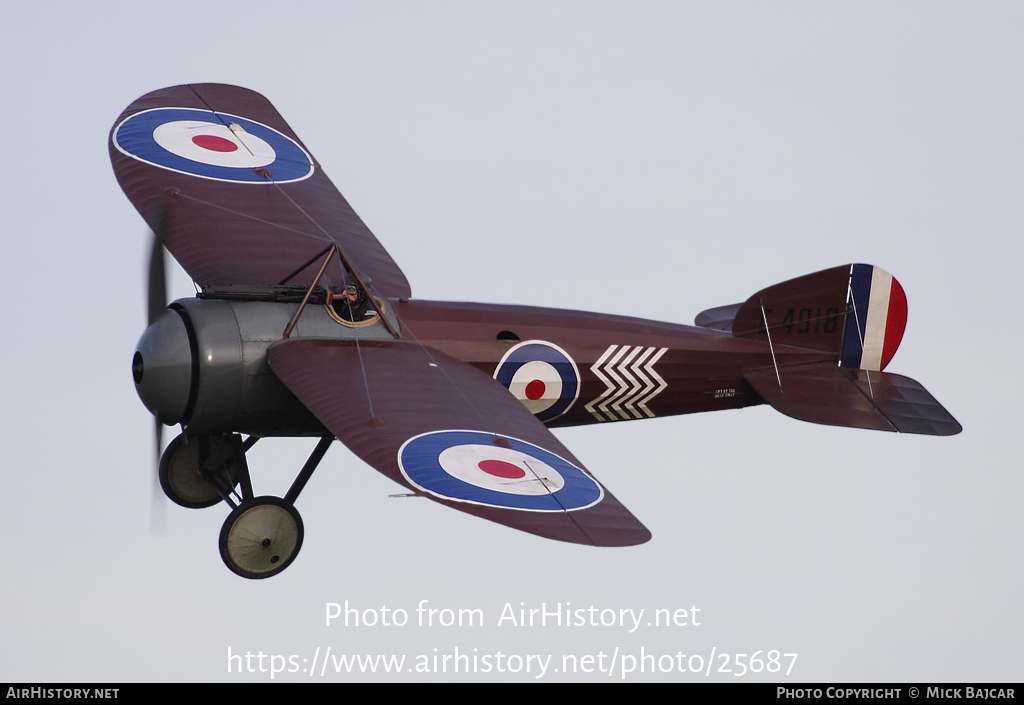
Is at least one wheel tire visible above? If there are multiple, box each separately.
[159,434,238,509]
[219,497,304,579]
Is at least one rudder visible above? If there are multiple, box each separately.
[722,263,907,371]
[839,264,907,371]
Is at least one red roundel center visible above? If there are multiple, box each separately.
[525,379,546,400]
[477,460,526,479]
[192,134,238,152]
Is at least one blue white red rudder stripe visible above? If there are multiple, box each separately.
[840,264,908,371]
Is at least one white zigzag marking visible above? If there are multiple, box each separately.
[606,346,638,418]
[634,348,668,417]
[585,345,620,421]
[587,345,669,422]
[596,346,632,420]
[610,346,645,420]
[621,346,658,419]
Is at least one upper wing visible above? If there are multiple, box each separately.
[110,84,410,298]
[267,338,651,546]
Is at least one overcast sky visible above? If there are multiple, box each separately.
[1,1,1021,682]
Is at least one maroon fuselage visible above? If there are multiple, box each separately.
[395,299,837,427]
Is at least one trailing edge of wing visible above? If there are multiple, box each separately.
[267,338,651,547]
[746,363,962,436]
[110,84,411,298]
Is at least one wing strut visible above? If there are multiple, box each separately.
[283,243,338,338]
[281,242,401,340]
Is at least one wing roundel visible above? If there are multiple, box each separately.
[110,83,411,298]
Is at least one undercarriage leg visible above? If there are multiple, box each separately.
[285,435,334,504]
[218,435,333,580]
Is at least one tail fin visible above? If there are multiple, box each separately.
[698,264,960,436]
[695,264,907,371]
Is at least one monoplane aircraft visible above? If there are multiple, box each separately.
[112,84,960,579]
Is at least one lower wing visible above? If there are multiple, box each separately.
[268,338,651,546]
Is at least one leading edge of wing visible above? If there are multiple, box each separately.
[110,84,411,298]
[267,338,651,547]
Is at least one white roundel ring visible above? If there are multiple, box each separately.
[398,431,602,511]
[494,341,580,422]
[113,107,314,184]
[152,120,275,169]
[437,444,565,496]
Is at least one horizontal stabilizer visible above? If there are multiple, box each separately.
[745,363,961,436]
[694,303,741,332]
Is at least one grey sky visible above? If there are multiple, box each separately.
[1,1,1020,682]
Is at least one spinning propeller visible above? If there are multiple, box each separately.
[145,212,169,536]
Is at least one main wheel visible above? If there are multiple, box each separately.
[159,434,239,509]
[219,497,304,579]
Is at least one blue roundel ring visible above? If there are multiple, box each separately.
[397,430,602,512]
[112,107,314,184]
[493,341,580,422]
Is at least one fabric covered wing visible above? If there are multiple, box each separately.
[110,84,410,298]
[267,338,651,546]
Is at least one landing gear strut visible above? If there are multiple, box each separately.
[210,434,333,579]
[157,432,333,578]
